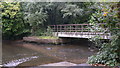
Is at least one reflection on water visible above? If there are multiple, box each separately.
[2,39,97,66]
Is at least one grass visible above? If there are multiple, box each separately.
[38,36,59,39]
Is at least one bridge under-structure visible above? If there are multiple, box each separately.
[49,23,120,39]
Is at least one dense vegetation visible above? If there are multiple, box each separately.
[1,2,120,66]
[1,2,95,39]
[88,3,120,66]
[87,2,120,66]
[1,2,30,39]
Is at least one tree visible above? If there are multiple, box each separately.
[61,2,95,24]
[1,2,29,40]
[22,2,94,35]
[45,2,66,25]
[22,2,48,36]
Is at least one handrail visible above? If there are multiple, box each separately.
[49,23,108,26]
[48,23,120,33]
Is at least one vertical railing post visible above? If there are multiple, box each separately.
[65,25,66,32]
[54,25,55,32]
[75,25,77,35]
[60,25,61,34]
[81,25,83,35]
[87,25,89,35]
[89,24,91,38]
[57,25,58,33]
[70,25,71,32]
[66,25,67,34]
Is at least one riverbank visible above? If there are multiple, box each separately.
[23,36,71,44]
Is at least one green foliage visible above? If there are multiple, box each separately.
[1,2,29,40]
[88,2,120,30]
[38,36,58,39]
[2,2,94,39]
[87,2,120,66]
[61,2,94,24]
[21,2,94,36]
[44,26,53,36]
[45,2,66,25]
[32,28,46,36]
[22,2,48,36]
[87,33,120,66]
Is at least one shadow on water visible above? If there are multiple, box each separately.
[2,39,98,67]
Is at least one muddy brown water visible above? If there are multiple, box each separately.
[2,39,97,67]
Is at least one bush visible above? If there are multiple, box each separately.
[2,2,30,40]
[87,2,120,66]
[87,33,120,66]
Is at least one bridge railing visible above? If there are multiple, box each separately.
[48,23,120,36]
[48,23,120,39]
[49,23,101,31]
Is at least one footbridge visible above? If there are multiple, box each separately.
[49,23,120,39]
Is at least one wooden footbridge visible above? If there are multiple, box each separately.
[49,23,120,39]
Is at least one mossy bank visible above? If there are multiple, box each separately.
[23,36,70,44]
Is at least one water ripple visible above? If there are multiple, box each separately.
[3,56,39,67]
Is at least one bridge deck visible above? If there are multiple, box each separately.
[53,32,110,39]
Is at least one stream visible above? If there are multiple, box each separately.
[2,39,97,67]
